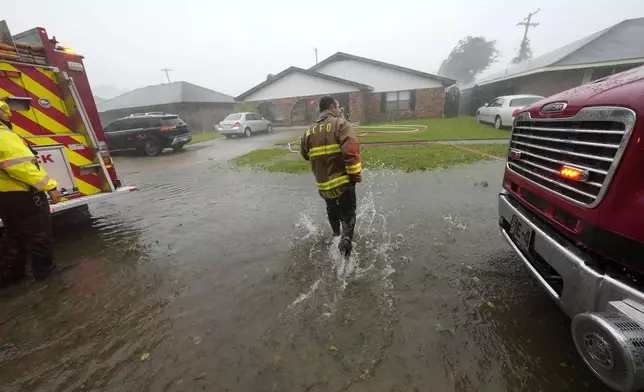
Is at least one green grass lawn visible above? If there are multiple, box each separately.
[275,116,509,146]
[358,116,509,143]
[235,143,508,173]
[189,130,221,144]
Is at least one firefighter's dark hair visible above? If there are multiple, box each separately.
[319,96,337,112]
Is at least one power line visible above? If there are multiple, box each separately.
[160,68,173,83]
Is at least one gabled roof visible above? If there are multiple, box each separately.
[98,81,235,112]
[470,17,644,88]
[235,67,372,101]
[310,52,455,86]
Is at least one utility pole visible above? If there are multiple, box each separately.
[517,9,540,44]
[160,68,173,83]
[313,48,318,64]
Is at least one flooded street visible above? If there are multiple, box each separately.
[0,133,609,392]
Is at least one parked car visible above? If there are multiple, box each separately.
[218,112,273,138]
[476,95,545,129]
[103,113,192,157]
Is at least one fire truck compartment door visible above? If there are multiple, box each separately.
[32,144,78,196]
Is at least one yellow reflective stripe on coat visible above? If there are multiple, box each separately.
[33,175,55,190]
[317,175,350,191]
[0,128,58,192]
[346,162,362,174]
[309,144,341,158]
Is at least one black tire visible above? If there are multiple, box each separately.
[244,128,252,137]
[267,124,273,133]
[494,116,502,130]
[476,112,481,124]
[225,135,232,139]
[143,139,162,156]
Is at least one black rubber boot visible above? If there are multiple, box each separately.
[330,217,341,237]
[32,259,57,281]
[338,237,353,258]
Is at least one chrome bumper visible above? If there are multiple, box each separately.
[171,134,192,146]
[498,192,644,318]
[219,128,243,135]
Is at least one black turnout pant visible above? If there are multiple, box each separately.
[0,191,56,282]
[324,184,357,241]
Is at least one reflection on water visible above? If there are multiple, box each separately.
[0,164,611,391]
[0,208,168,392]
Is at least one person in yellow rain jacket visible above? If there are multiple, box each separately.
[300,96,362,257]
[0,100,62,288]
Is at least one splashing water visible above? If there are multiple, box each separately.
[252,175,410,390]
[288,187,403,313]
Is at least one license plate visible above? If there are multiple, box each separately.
[510,215,534,253]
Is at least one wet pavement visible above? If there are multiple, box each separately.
[0,130,611,391]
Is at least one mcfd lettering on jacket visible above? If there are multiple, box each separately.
[300,110,362,199]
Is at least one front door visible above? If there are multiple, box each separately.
[336,93,350,120]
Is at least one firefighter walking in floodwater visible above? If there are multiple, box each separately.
[0,100,61,288]
[300,96,362,257]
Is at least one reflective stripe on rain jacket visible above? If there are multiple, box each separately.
[300,110,361,199]
[0,125,57,192]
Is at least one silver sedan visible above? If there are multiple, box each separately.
[218,112,273,138]
[476,94,544,129]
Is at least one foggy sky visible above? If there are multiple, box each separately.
[5,0,644,98]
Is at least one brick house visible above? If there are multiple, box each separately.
[235,52,455,125]
[98,81,236,131]
[459,17,644,115]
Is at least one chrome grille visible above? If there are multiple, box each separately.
[508,107,636,207]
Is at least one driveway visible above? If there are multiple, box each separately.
[0,136,609,391]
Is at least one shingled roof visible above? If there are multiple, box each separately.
[469,17,644,88]
[98,81,235,112]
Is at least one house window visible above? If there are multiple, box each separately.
[385,91,411,111]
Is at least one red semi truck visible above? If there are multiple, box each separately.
[0,21,136,227]
[500,65,644,391]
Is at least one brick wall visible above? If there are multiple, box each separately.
[415,88,445,118]
[365,87,445,122]
[249,91,367,126]
[246,87,446,126]
[348,91,366,123]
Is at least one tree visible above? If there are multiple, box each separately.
[512,37,533,64]
[233,102,258,113]
[438,36,499,84]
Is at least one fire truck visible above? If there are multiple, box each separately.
[499,65,644,391]
[0,21,136,227]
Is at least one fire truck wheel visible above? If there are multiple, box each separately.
[143,139,162,157]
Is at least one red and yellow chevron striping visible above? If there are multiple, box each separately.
[0,62,106,198]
